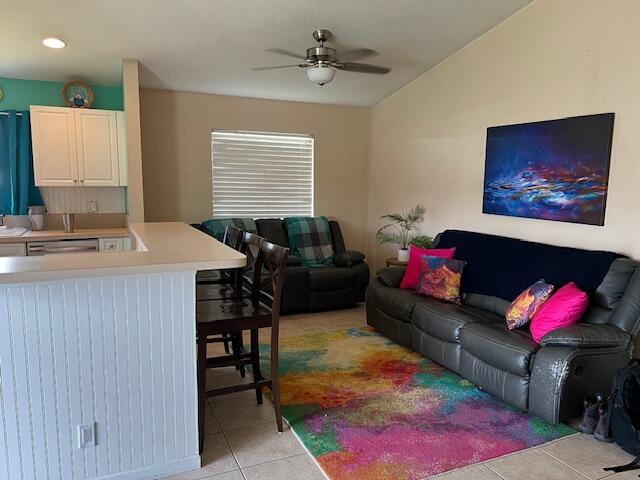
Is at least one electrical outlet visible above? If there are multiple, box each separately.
[87,201,98,213]
[78,423,96,448]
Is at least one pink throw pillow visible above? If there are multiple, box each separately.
[530,282,589,343]
[399,246,456,290]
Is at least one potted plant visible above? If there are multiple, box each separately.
[376,204,432,262]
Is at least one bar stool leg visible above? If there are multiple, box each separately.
[231,333,246,377]
[250,328,263,405]
[270,327,283,432]
[197,326,208,453]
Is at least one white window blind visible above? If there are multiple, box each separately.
[211,130,314,218]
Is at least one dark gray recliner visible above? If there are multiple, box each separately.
[197,217,369,313]
[366,230,639,424]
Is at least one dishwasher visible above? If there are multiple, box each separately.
[27,239,99,256]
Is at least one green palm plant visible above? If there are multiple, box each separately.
[376,204,432,250]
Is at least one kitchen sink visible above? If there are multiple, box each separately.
[0,226,27,237]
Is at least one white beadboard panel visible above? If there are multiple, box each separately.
[0,271,199,480]
[39,187,126,214]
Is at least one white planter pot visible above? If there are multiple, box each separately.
[397,248,410,262]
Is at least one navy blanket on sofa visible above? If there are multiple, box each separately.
[435,230,620,301]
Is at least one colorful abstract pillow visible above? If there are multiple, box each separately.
[505,280,554,330]
[399,246,456,290]
[530,282,589,343]
[416,256,467,305]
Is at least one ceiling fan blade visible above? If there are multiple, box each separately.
[338,62,391,74]
[265,48,307,60]
[336,48,377,63]
[251,64,307,71]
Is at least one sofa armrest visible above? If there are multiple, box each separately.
[334,250,365,268]
[540,324,630,348]
[376,266,406,288]
[286,255,303,267]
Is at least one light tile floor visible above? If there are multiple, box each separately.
[165,305,636,480]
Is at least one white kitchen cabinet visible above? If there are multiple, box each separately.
[31,106,127,187]
[0,243,26,257]
[30,106,78,186]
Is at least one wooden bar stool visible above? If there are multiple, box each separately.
[196,236,289,452]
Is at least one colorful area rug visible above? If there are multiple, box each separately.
[262,327,574,480]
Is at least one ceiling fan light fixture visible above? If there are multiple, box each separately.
[306,65,335,86]
[42,37,66,49]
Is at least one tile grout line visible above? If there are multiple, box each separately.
[538,448,591,479]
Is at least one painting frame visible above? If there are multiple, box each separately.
[482,113,615,226]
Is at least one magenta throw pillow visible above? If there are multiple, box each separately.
[399,246,456,290]
[530,282,588,343]
[416,255,467,305]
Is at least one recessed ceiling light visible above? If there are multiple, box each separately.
[42,37,66,49]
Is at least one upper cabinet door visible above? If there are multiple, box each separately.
[31,106,79,186]
[75,109,120,187]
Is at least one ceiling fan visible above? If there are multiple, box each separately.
[251,29,391,86]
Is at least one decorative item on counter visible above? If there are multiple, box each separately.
[62,213,75,233]
[28,205,45,231]
[376,204,431,262]
[62,80,94,108]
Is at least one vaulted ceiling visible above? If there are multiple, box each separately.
[2,0,531,107]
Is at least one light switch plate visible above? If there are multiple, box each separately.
[87,201,98,213]
[78,423,96,448]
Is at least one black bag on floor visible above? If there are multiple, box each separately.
[603,359,640,474]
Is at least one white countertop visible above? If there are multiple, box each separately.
[0,227,130,244]
[0,222,246,284]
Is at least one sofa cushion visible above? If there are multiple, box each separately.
[374,286,421,322]
[256,218,289,247]
[459,323,540,377]
[309,266,357,292]
[377,267,406,288]
[412,298,502,343]
[334,250,365,267]
[595,258,638,310]
[463,293,510,317]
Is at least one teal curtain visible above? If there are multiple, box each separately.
[0,110,43,214]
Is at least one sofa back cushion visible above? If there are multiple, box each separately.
[285,216,335,267]
[435,230,620,302]
[201,217,257,241]
[594,258,638,310]
[256,218,289,247]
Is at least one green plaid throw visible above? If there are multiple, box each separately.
[285,216,334,267]
[201,217,257,241]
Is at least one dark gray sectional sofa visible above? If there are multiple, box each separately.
[366,230,640,424]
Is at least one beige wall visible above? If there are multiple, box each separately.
[140,89,370,251]
[367,0,640,270]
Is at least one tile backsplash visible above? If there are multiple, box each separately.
[39,187,126,214]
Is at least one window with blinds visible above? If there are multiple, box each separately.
[211,130,314,218]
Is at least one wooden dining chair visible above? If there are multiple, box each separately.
[195,225,246,355]
[195,237,289,452]
[196,225,245,286]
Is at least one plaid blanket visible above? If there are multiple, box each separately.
[285,216,334,267]
[201,217,257,241]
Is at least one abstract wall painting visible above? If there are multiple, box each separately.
[482,113,615,226]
